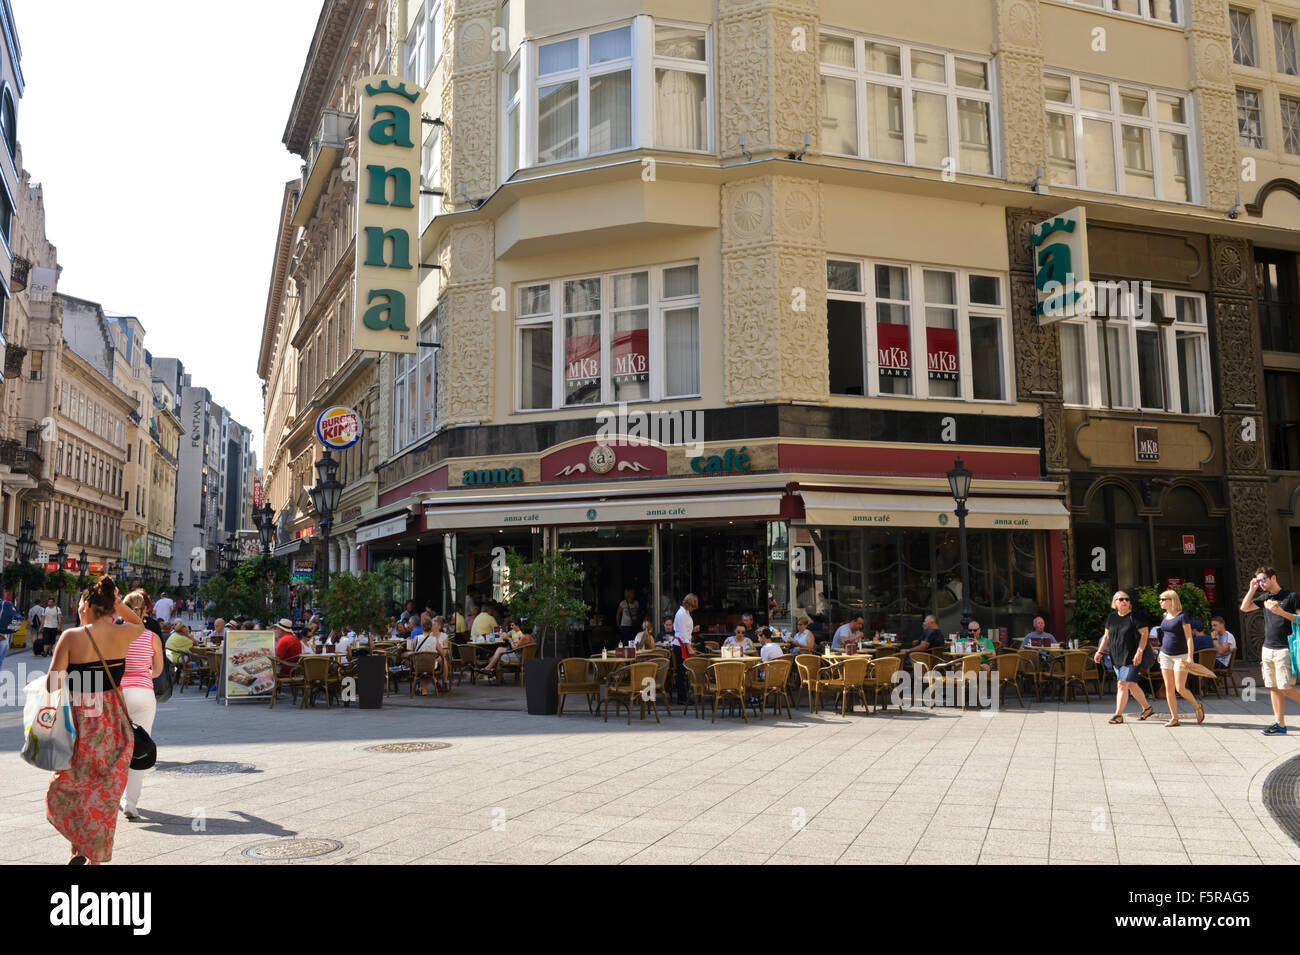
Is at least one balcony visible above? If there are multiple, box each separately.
[3,344,24,378]
[0,437,42,477]
[290,109,353,228]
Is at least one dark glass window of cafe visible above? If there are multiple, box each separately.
[792,525,1047,642]
[660,522,773,639]
[1265,370,1300,471]
[1257,248,1300,353]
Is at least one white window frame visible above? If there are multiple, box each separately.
[420,126,441,230]
[1276,17,1300,75]
[513,261,702,412]
[391,315,438,453]
[1056,0,1182,24]
[825,258,1013,403]
[1281,94,1300,155]
[818,29,999,177]
[1058,287,1213,415]
[1237,87,1265,148]
[1044,71,1197,202]
[520,18,713,169]
[404,0,444,87]
[1230,7,1258,67]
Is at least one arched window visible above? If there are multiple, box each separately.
[0,88,15,159]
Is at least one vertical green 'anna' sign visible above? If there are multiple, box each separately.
[353,75,428,354]
[1032,205,1090,326]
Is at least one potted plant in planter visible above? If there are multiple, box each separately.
[504,548,590,715]
[323,571,389,707]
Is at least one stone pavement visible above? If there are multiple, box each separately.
[2,649,1299,865]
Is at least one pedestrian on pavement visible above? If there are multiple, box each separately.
[152,592,174,623]
[0,590,17,670]
[44,576,145,864]
[1241,566,1300,735]
[1155,590,1203,727]
[119,591,163,822]
[1096,591,1154,724]
[37,596,63,658]
[672,594,699,705]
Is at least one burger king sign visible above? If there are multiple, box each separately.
[316,405,361,451]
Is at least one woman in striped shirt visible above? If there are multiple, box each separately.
[119,591,164,822]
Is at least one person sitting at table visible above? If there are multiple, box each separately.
[273,619,302,677]
[1190,620,1214,653]
[967,620,995,672]
[740,612,756,640]
[635,619,656,650]
[1020,616,1058,649]
[407,615,449,694]
[335,630,354,658]
[470,603,496,639]
[478,626,534,683]
[723,625,754,655]
[758,626,783,663]
[788,615,817,655]
[908,614,945,654]
[659,616,675,645]
[831,613,864,650]
[164,622,195,662]
[208,618,229,647]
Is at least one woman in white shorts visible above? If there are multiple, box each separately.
[1153,590,1202,727]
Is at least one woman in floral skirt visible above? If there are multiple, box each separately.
[44,576,146,864]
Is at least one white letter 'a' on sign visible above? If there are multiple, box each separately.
[1091,547,1106,573]
[940,417,956,443]
[1241,416,1256,442]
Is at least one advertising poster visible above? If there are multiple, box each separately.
[224,630,277,702]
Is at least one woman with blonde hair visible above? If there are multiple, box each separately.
[1154,589,1203,726]
[118,591,164,820]
[1095,590,1155,724]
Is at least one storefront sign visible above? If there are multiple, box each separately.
[316,405,361,451]
[877,322,910,378]
[1204,570,1217,603]
[356,514,408,544]
[224,630,277,700]
[462,467,523,486]
[353,75,427,354]
[43,561,57,572]
[426,492,785,530]
[926,327,958,381]
[1166,576,1183,589]
[296,526,315,539]
[1033,205,1090,324]
[611,327,649,385]
[565,332,601,391]
[544,441,664,481]
[690,447,752,473]
[88,562,104,575]
[1182,535,1195,555]
[336,506,361,525]
[253,478,261,510]
[1135,426,1159,461]
[290,559,315,581]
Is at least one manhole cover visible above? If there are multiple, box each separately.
[242,838,343,861]
[154,760,258,776]
[365,741,451,753]
[1263,753,1300,847]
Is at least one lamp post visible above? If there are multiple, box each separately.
[255,502,275,556]
[16,519,36,610]
[946,456,974,635]
[54,537,67,574]
[308,450,342,594]
[77,548,89,590]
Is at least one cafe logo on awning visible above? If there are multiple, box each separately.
[353,75,427,355]
[1135,426,1159,461]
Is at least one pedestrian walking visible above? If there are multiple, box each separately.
[37,596,62,657]
[1240,566,1300,735]
[118,590,164,822]
[152,592,174,623]
[44,576,146,864]
[1095,591,1154,724]
[672,593,699,705]
[1155,589,1203,727]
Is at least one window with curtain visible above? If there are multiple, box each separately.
[819,30,995,175]
[503,60,521,176]
[655,24,710,151]
[515,262,701,410]
[1045,71,1193,201]
[391,312,438,452]
[827,259,1010,402]
[1060,0,1181,24]
[1277,18,1300,75]
[1058,288,1210,414]
[1231,7,1257,66]
[1237,88,1264,148]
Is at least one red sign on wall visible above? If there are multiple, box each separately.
[1182,534,1195,555]
[611,328,648,385]
[926,327,959,381]
[877,322,910,378]
[1166,576,1184,590]
[565,333,601,387]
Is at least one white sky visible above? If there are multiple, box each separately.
[13,0,326,458]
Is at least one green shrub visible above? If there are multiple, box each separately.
[1069,580,1113,643]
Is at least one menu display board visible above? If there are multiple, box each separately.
[223,630,277,702]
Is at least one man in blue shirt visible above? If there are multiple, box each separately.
[1190,620,1214,653]
[831,613,864,649]
[0,591,17,671]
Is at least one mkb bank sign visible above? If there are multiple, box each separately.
[354,75,428,354]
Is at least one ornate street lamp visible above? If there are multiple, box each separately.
[16,519,36,609]
[77,548,89,589]
[256,502,276,555]
[309,450,342,591]
[946,456,974,635]
[54,537,67,573]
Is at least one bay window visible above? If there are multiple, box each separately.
[515,263,701,411]
[515,19,712,168]
[403,0,444,88]
[819,31,996,176]
[827,259,1010,402]
[420,127,441,228]
[1045,72,1193,201]
[392,313,438,451]
[1058,287,1211,414]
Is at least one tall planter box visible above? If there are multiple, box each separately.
[524,657,560,715]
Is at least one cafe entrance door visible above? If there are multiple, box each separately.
[557,526,654,655]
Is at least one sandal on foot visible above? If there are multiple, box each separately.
[1138,706,1156,721]
[1195,702,1205,724]
[69,855,87,865]
[1108,715,1124,724]
[1164,718,1180,727]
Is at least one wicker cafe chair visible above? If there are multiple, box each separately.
[682,656,713,718]
[1045,650,1090,704]
[300,655,343,708]
[705,660,748,723]
[267,659,305,709]
[865,655,903,712]
[173,650,203,694]
[454,642,479,685]
[794,654,828,713]
[994,654,1025,708]
[932,654,983,710]
[649,655,672,715]
[1195,648,1222,699]
[195,649,221,699]
[557,657,600,716]
[819,657,871,716]
[604,661,660,724]
[409,651,442,697]
[1016,650,1044,701]
[1081,648,1106,695]
[1215,647,1239,696]
[901,653,937,709]
[746,657,793,720]
[500,642,538,685]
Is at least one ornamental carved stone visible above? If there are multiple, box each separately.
[440,222,494,426]
[1010,273,1062,398]
[444,1,497,203]
[1060,527,1075,603]
[1043,399,1067,474]
[1213,298,1260,409]
[1230,480,1272,658]
[1224,412,1264,474]
[1211,237,1251,295]
[1005,207,1039,274]
[1192,82,1239,210]
[995,3,1046,185]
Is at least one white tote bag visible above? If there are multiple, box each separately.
[20,673,77,771]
